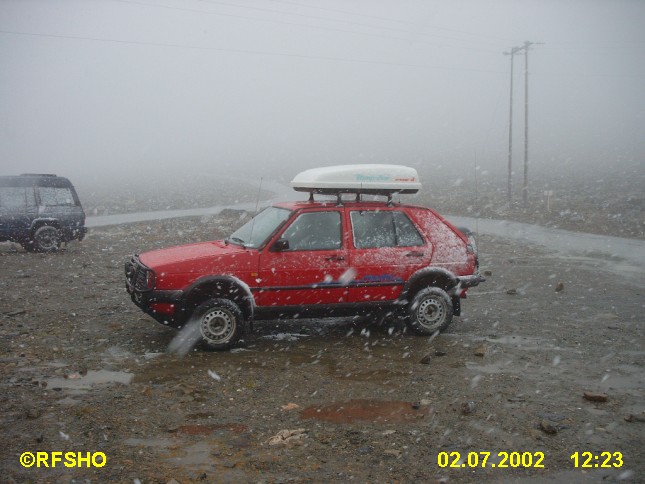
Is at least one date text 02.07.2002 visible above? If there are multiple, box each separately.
[437,451,544,468]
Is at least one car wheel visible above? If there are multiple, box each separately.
[405,287,453,335]
[194,298,245,351]
[33,226,62,253]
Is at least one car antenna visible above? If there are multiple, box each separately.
[248,177,263,247]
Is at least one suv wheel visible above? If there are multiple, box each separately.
[406,287,453,335]
[195,298,245,351]
[32,226,62,253]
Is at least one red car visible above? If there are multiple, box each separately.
[125,165,484,350]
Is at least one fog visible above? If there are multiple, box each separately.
[1,0,644,185]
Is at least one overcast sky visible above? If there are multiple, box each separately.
[1,0,643,184]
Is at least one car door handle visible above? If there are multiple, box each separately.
[406,251,425,257]
[325,255,345,261]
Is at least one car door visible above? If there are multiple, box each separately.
[348,208,432,303]
[257,209,349,307]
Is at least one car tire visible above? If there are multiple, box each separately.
[32,226,62,253]
[194,298,245,351]
[405,287,453,335]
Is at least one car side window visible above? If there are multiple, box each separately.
[37,186,75,206]
[0,187,28,210]
[393,211,424,246]
[281,211,342,251]
[351,210,423,248]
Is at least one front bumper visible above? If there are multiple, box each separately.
[125,255,185,327]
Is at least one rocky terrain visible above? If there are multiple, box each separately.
[1,207,643,482]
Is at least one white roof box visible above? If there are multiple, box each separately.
[291,164,421,195]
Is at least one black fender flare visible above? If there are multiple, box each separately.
[30,218,61,233]
[399,267,459,304]
[183,275,255,321]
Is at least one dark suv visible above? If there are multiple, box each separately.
[0,174,86,252]
[126,165,484,350]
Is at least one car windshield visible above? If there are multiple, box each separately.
[228,206,291,248]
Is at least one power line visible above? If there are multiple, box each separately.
[256,0,516,42]
[108,0,500,53]
[0,29,505,74]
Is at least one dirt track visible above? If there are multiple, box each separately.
[1,213,643,483]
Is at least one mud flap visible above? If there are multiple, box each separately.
[452,296,461,316]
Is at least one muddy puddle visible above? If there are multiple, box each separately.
[46,369,134,392]
[301,399,431,424]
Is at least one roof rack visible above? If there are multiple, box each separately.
[291,164,421,204]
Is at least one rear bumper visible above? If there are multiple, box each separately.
[457,273,486,289]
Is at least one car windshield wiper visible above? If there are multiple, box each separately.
[227,236,247,247]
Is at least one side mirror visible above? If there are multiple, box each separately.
[272,238,289,252]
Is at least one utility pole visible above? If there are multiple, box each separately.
[522,41,532,207]
[503,46,521,203]
[504,41,542,207]
[521,40,543,207]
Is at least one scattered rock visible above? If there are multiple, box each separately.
[583,391,608,402]
[539,420,558,435]
[473,343,487,357]
[267,428,307,445]
[483,270,493,277]
[555,282,564,292]
[537,412,566,422]
[461,401,476,415]
[25,408,41,419]
[6,309,27,316]
[624,413,645,423]
[434,350,447,357]
[281,403,300,411]
[419,354,432,365]
[506,289,517,295]
[383,449,402,458]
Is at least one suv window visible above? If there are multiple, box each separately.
[37,186,75,206]
[351,210,423,248]
[0,187,30,209]
[282,211,342,251]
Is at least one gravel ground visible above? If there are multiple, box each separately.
[0,210,643,483]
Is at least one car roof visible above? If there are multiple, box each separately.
[0,174,73,188]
